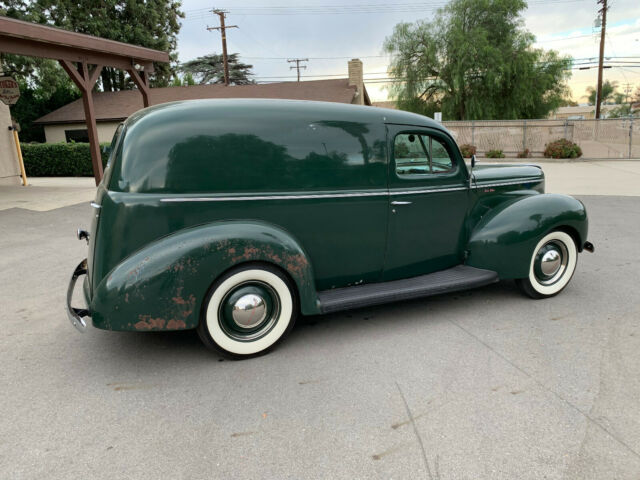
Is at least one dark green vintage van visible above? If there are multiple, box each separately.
[67,99,593,358]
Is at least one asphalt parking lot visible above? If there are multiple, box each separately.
[1,195,640,479]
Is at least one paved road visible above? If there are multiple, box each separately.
[1,196,639,479]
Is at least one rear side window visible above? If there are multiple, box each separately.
[394,133,454,177]
[102,124,124,187]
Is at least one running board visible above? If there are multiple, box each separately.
[317,265,499,314]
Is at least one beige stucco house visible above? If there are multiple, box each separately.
[549,104,618,120]
[34,59,371,144]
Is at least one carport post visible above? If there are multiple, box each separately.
[59,60,104,186]
[128,66,153,108]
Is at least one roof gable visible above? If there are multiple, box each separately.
[35,79,366,125]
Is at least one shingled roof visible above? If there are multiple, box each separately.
[34,79,369,125]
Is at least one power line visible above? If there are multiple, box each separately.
[184,0,585,18]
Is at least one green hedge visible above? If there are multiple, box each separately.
[21,142,110,177]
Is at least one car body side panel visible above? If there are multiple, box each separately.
[90,220,319,332]
[465,193,588,279]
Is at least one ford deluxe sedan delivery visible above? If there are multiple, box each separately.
[67,99,593,358]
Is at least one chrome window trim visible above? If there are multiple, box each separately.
[159,179,536,203]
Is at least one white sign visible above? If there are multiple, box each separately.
[0,76,20,105]
[434,112,442,122]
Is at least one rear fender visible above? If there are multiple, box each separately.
[90,220,318,331]
[466,194,588,279]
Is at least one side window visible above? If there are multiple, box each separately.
[394,133,454,177]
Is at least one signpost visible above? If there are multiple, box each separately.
[0,75,20,105]
[0,75,26,184]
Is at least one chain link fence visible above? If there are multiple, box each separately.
[442,118,639,159]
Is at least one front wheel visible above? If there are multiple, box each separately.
[197,264,298,359]
[516,231,578,299]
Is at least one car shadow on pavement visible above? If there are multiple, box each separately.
[89,280,518,366]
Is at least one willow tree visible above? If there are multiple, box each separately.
[384,0,572,120]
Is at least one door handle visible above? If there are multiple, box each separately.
[391,201,412,205]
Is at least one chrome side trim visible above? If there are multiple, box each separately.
[391,186,467,195]
[159,179,537,203]
[160,191,388,202]
[472,179,539,189]
[90,201,102,209]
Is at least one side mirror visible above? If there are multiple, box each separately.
[102,145,111,154]
[471,154,476,168]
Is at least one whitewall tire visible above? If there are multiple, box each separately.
[516,231,578,299]
[197,264,297,358]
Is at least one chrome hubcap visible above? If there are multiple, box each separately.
[231,294,267,329]
[218,281,280,342]
[534,241,569,285]
[540,249,561,276]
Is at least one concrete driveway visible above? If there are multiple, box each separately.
[1,193,640,479]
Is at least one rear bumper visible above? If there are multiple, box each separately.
[66,258,91,332]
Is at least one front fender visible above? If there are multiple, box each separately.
[466,194,588,279]
[90,220,318,331]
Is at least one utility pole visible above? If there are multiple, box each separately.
[623,83,632,104]
[207,9,238,86]
[287,58,308,82]
[595,0,608,119]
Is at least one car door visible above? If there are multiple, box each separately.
[383,124,470,281]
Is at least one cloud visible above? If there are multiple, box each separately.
[176,1,640,102]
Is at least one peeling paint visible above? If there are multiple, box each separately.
[134,315,166,330]
[166,319,187,329]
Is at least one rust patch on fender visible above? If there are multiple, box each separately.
[134,315,166,331]
[230,246,261,263]
[166,319,187,329]
[283,252,308,278]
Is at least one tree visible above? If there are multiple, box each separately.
[170,72,196,87]
[1,1,183,139]
[607,104,639,118]
[180,54,255,85]
[383,0,572,120]
[584,80,618,105]
[559,98,578,107]
[1,1,80,141]
[32,0,184,90]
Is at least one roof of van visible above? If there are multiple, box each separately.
[124,98,446,132]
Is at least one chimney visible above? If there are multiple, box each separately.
[348,58,364,105]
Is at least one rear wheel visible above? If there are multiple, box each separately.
[516,231,578,299]
[197,264,298,358]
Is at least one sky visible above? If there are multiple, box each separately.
[176,0,640,103]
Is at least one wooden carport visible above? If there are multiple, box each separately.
[0,17,169,185]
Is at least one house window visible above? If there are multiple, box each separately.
[65,129,89,143]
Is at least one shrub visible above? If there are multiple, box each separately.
[486,149,505,158]
[459,143,477,158]
[21,142,110,177]
[517,148,531,158]
[544,138,582,159]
